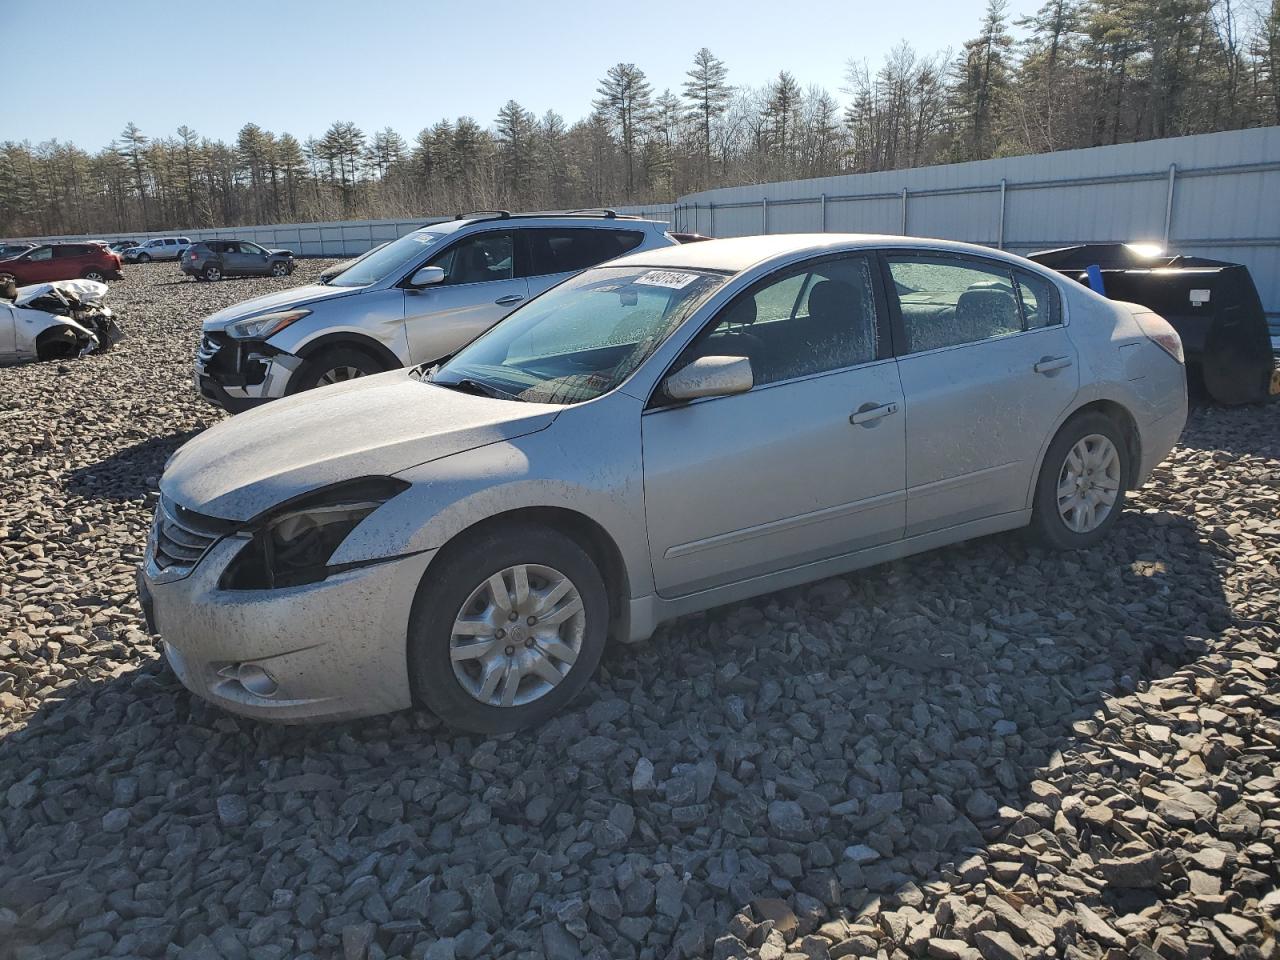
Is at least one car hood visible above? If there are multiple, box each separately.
[201,284,360,330]
[161,369,561,520]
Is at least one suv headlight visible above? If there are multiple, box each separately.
[226,309,311,340]
[220,477,409,589]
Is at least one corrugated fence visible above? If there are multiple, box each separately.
[13,205,676,259]
[673,126,1280,317]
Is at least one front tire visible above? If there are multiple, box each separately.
[136,253,151,263]
[271,261,290,277]
[289,346,388,392]
[1030,411,1128,550]
[408,524,609,733]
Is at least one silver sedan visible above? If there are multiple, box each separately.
[139,234,1188,732]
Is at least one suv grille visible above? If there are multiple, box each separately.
[150,496,234,579]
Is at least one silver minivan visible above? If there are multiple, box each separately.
[194,211,677,411]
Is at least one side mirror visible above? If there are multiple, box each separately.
[409,265,446,288]
[662,355,753,402]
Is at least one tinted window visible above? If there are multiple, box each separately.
[54,245,88,258]
[527,228,645,276]
[1014,270,1060,328]
[164,239,177,246]
[680,255,880,387]
[888,256,1022,353]
[430,232,514,285]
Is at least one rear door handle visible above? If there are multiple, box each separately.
[1034,355,1073,374]
[849,401,899,426]
[494,295,524,306]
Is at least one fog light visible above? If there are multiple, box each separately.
[236,663,278,697]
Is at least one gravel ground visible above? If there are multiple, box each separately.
[1,262,1278,960]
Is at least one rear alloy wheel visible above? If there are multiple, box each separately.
[1031,412,1128,550]
[409,525,609,733]
[202,265,222,282]
[271,261,290,277]
[81,270,106,282]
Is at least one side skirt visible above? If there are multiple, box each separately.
[623,510,1031,642]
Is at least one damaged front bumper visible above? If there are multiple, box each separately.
[194,331,302,412]
[140,510,434,722]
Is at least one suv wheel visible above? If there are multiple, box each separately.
[81,269,106,282]
[1030,411,1128,550]
[291,346,388,392]
[271,261,290,277]
[408,524,609,733]
[136,253,151,263]
[202,265,222,282]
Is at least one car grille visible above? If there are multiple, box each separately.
[196,332,227,365]
[150,495,234,579]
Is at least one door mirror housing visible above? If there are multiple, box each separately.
[662,355,754,402]
[409,265,446,288]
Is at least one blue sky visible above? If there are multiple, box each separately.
[4,0,1041,148]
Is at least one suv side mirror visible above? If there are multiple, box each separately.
[662,355,753,402]
[409,265,446,288]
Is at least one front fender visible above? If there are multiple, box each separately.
[329,393,654,598]
[266,289,409,366]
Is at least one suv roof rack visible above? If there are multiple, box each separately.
[454,210,511,221]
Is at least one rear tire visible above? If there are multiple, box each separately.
[202,265,222,282]
[81,269,107,282]
[407,524,609,733]
[289,345,388,392]
[1030,411,1128,550]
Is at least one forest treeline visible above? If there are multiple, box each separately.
[3,0,1278,238]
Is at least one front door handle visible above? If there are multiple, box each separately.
[1033,355,1073,374]
[494,295,524,306]
[849,401,899,426]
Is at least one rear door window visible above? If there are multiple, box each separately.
[886,256,1023,354]
[526,228,645,277]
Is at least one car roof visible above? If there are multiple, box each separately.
[609,233,1045,274]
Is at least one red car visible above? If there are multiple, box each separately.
[0,243,124,285]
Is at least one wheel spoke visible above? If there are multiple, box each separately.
[533,577,573,614]
[451,638,493,661]
[539,639,578,665]
[538,596,583,627]
[486,573,513,615]
[477,661,504,701]
[452,618,491,637]
[528,653,564,687]
[1057,476,1076,499]
[511,564,530,609]
[500,665,520,707]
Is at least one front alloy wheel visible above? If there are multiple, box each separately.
[408,524,609,733]
[271,261,290,277]
[450,563,585,708]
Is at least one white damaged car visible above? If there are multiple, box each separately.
[0,279,123,365]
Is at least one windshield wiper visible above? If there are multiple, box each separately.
[432,377,522,401]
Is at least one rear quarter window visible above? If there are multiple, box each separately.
[1014,270,1062,328]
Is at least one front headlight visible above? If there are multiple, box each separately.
[220,477,409,589]
[226,309,311,340]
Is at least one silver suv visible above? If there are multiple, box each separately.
[194,211,677,411]
[124,237,192,262]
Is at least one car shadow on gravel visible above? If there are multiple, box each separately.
[0,509,1234,959]
[64,429,204,501]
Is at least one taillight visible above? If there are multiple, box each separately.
[1132,311,1185,364]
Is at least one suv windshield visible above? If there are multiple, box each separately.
[329,230,449,287]
[430,265,727,405]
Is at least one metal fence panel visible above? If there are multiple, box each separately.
[673,127,1280,315]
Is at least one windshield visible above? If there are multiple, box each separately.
[430,266,728,405]
[329,230,449,287]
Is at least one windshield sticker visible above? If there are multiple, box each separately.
[634,270,699,289]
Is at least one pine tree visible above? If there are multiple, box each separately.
[682,48,732,182]
[594,63,653,198]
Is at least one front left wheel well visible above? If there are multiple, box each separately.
[423,507,631,643]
